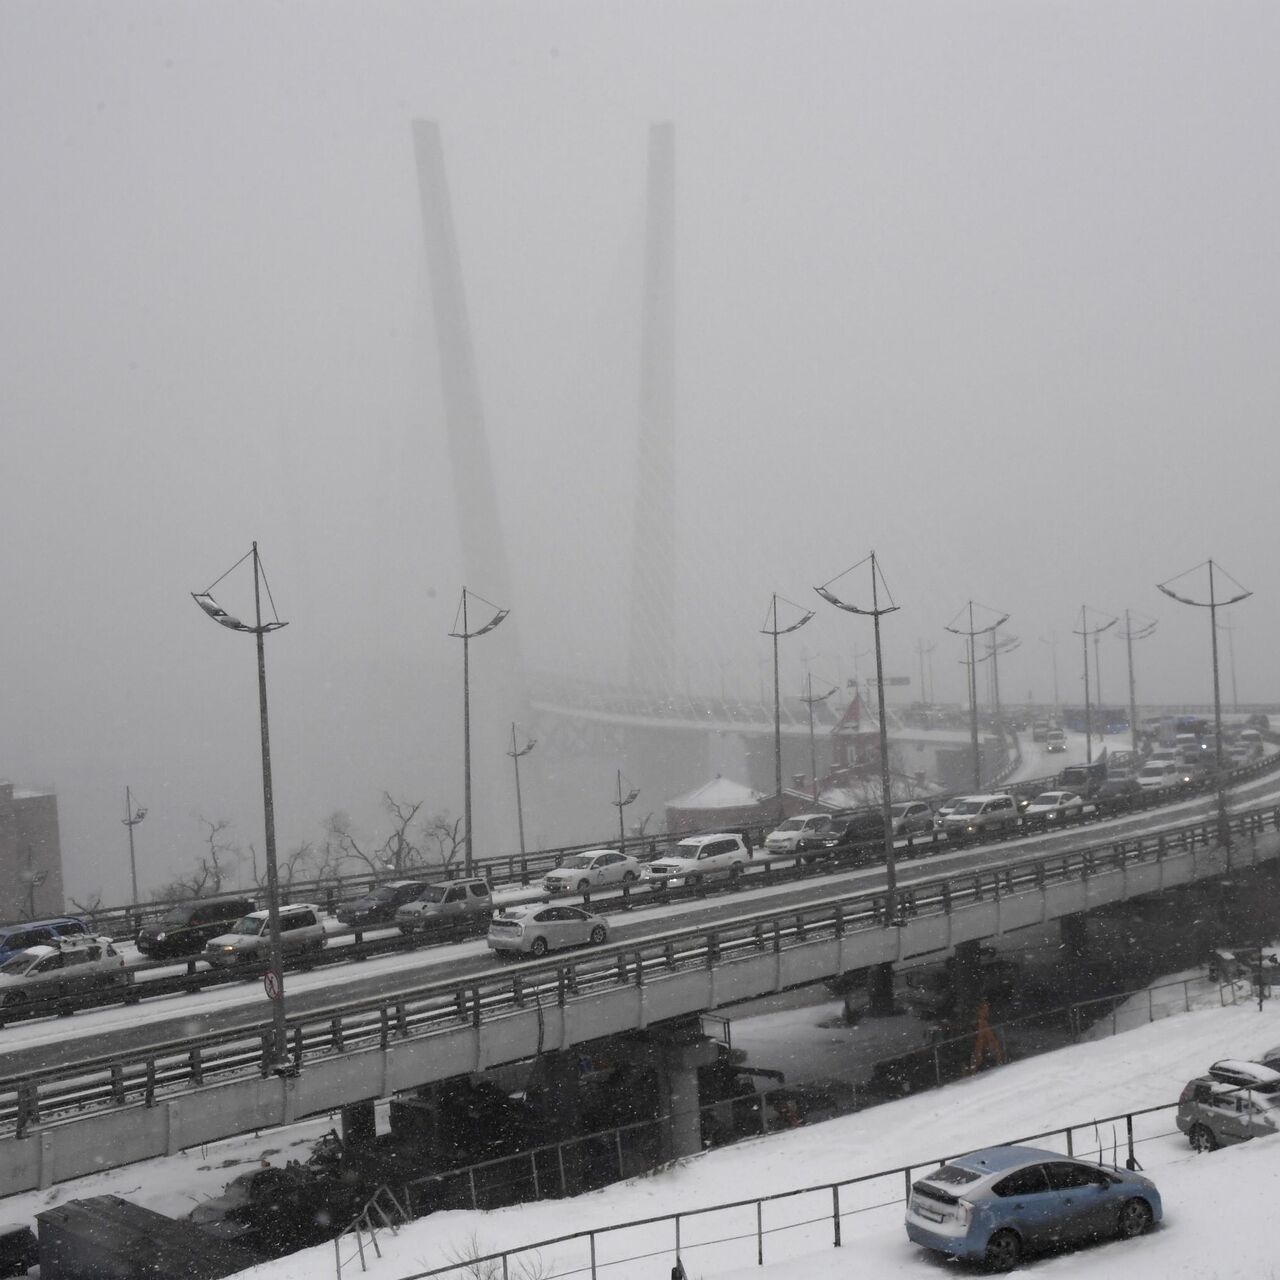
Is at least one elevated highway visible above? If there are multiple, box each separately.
[3,776,1280,1194]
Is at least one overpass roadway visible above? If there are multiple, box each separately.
[4,764,1278,1082]
[2,784,1279,1194]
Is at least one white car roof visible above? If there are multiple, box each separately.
[677,833,738,846]
[1210,1059,1280,1087]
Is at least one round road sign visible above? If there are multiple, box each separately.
[263,970,282,1002]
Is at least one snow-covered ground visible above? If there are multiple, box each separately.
[7,949,1280,1279]
[231,967,1280,1280]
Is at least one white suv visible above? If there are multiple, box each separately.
[644,834,752,887]
[941,794,1020,841]
[763,814,830,856]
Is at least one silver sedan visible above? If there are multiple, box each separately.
[487,905,609,957]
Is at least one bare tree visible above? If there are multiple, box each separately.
[380,793,425,873]
[149,817,241,901]
[423,812,464,871]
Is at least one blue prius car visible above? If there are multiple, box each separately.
[905,1144,1161,1271]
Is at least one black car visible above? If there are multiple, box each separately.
[136,897,256,960]
[336,879,429,927]
[803,809,888,861]
[1095,777,1143,815]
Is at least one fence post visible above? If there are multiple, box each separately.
[590,1231,598,1279]
[832,1184,841,1247]
[468,1168,478,1211]
[1125,1113,1138,1170]
[756,1200,763,1266]
[616,1129,625,1180]
[1066,1128,1074,1156]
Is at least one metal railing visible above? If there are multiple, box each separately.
[4,799,1278,1137]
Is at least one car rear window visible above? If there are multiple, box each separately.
[926,1164,982,1186]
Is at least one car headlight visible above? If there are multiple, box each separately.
[156,932,167,942]
[220,945,236,954]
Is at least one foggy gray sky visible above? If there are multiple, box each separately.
[3,2,1277,899]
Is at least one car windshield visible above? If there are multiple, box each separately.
[776,819,804,832]
[232,916,265,936]
[0,951,40,976]
[560,856,594,869]
[1031,794,1058,805]
[367,886,397,901]
[954,801,982,815]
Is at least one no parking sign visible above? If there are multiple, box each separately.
[264,970,282,1002]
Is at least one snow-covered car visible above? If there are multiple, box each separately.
[543,849,641,895]
[0,935,126,1009]
[763,814,831,855]
[1177,1073,1280,1151]
[1045,729,1067,752]
[933,797,964,829]
[644,834,752,886]
[486,904,608,957]
[203,904,326,966]
[1020,791,1084,822]
[1137,761,1180,790]
[905,1144,1161,1270]
[889,801,935,838]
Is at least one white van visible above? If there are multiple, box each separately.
[1137,761,1179,790]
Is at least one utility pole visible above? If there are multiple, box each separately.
[1158,559,1252,856]
[761,594,814,823]
[800,673,836,803]
[1119,611,1157,754]
[506,724,536,859]
[815,551,902,916]
[1073,607,1117,765]
[122,787,147,903]
[946,602,1007,791]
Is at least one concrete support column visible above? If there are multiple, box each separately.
[950,941,983,1019]
[866,962,896,1017]
[528,1050,584,1193]
[1060,912,1088,965]
[652,1028,718,1163]
[341,1100,377,1151]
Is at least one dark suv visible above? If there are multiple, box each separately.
[336,880,429,927]
[0,917,88,965]
[804,810,888,861]
[137,897,257,960]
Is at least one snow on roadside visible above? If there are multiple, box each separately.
[225,987,1280,1280]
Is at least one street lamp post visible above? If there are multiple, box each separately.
[449,588,509,879]
[122,787,147,903]
[1118,612,1157,754]
[1158,560,1252,853]
[506,724,536,859]
[946,602,1008,791]
[612,771,640,857]
[1072,607,1117,764]
[760,594,814,823]
[799,674,837,802]
[815,551,901,915]
[192,542,290,1071]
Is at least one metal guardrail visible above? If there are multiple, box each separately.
[4,799,1278,1138]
